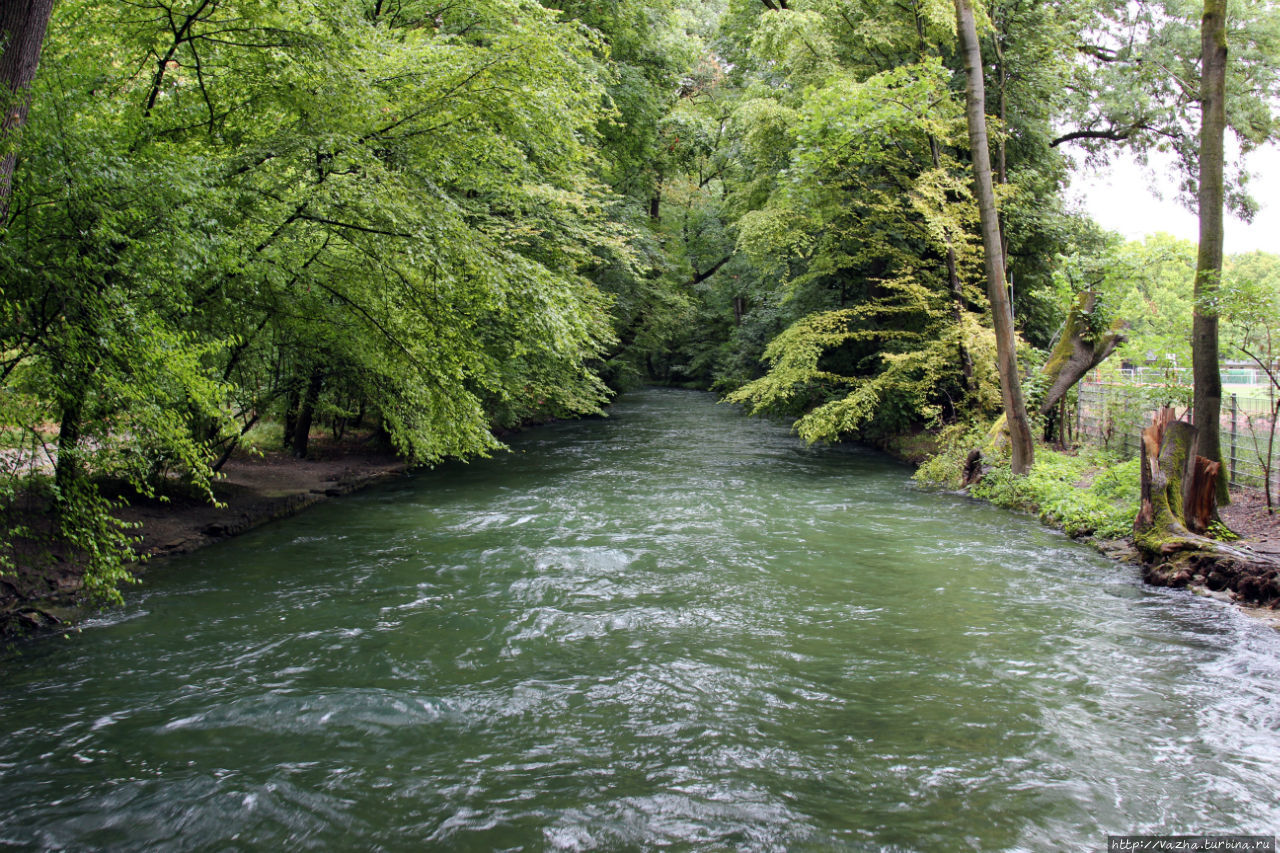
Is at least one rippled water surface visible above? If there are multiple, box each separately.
[3,389,1279,850]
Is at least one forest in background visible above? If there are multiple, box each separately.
[2,0,1280,598]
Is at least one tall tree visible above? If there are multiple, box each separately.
[955,0,1035,475]
[1193,0,1229,504]
[1,0,630,597]
[0,0,55,224]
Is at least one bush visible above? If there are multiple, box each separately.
[912,420,1003,491]
[914,428,1140,540]
[968,448,1140,540]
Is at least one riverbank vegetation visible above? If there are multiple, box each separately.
[3,0,1280,610]
[915,431,1142,541]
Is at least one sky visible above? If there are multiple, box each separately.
[1068,143,1280,255]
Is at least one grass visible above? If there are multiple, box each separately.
[1222,384,1276,407]
[240,421,286,454]
[967,450,1141,540]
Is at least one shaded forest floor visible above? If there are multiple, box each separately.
[1220,488,1280,558]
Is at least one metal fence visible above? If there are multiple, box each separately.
[1076,380,1279,494]
[1117,366,1276,386]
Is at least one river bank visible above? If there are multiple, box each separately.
[883,430,1280,618]
[7,412,1277,640]
[1,440,407,639]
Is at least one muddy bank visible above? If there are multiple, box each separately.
[1,443,407,639]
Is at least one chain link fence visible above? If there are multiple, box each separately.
[1075,380,1278,494]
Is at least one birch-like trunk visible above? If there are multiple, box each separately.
[954,0,1035,475]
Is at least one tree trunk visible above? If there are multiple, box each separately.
[1135,407,1221,549]
[54,400,83,503]
[954,0,1035,476]
[1193,0,1229,505]
[0,0,56,226]
[649,174,662,222]
[1037,291,1126,419]
[1057,394,1070,450]
[991,11,1011,277]
[282,384,300,450]
[291,368,324,459]
[1134,407,1280,604]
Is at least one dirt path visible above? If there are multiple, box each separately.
[1220,488,1280,558]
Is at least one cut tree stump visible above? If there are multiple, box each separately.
[1134,408,1280,605]
[1185,456,1221,535]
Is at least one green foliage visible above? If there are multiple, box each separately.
[1057,0,1280,217]
[914,425,1141,540]
[1213,251,1280,508]
[1,0,655,600]
[726,296,1001,442]
[969,449,1142,540]
[52,479,141,604]
[912,419,1001,490]
[1219,252,1280,357]
[6,0,1279,608]
[1060,233,1198,371]
[695,0,1090,444]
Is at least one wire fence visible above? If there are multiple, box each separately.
[1118,365,1275,386]
[1075,380,1279,494]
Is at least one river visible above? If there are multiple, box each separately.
[1,388,1278,850]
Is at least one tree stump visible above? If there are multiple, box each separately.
[1134,408,1280,605]
[1185,456,1221,535]
[1135,408,1220,553]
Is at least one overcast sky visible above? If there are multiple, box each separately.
[1067,143,1280,255]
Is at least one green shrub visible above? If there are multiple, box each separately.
[968,448,1140,540]
[912,420,1002,491]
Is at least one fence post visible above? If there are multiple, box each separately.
[1229,393,1238,485]
[1075,391,1082,444]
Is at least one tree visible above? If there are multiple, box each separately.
[1,0,642,599]
[1219,256,1280,512]
[1192,0,1229,505]
[1036,290,1126,439]
[955,0,1035,475]
[0,0,55,224]
[1053,0,1280,205]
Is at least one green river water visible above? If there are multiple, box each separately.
[1,388,1278,850]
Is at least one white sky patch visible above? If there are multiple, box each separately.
[1067,143,1280,254]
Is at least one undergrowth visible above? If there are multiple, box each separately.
[914,425,1141,540]
[969,452,1141,540]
